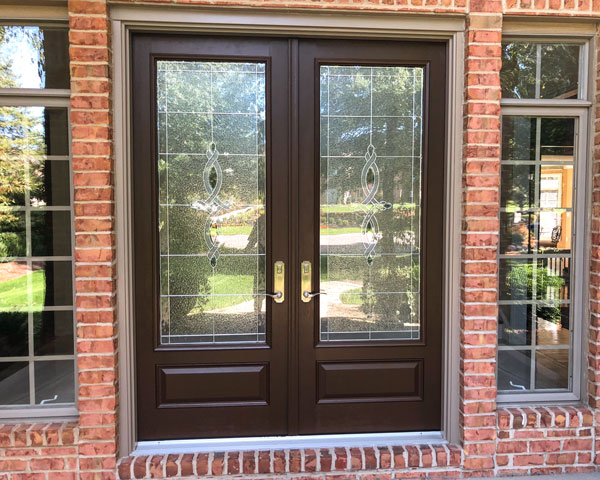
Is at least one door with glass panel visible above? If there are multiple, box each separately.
[296,39,445,432]
[132,34,290,440]
[132,34,445,440]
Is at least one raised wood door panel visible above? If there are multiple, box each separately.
[296,39,446,433]
[131,34,291,440]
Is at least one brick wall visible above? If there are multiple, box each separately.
[0,423,78,480]
[0,0,599,479]
[69,1,119,480]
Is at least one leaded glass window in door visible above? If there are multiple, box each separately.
[319,66,423,341]
[157,61,267,345]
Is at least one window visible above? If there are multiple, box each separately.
[0,24,75,417]
[498,39,588,401]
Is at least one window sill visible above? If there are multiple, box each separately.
[0,405,78,423]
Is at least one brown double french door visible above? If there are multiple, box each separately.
[132,34,446,441]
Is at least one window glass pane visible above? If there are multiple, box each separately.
[319,65,423,342]
[0,26,69,89]
[535,349,569,389]
[501,42,580,99]
[499,304,532,346]
[498,350,531,391]
[31,211,72,257]
[0,362,29,405]
[34,311,74,356]
[34,360,74,405]
[499,115,576,395]
[537,304,570,346]
[0,311,28,356]
[0,261,31,309]
[157,60,267,345]
[31,261,73,308]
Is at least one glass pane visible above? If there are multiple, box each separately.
[0,261,31,310]
[31,261,73,308]
[319,65,423,342]
[30,160,71,207]
[34,360,74,404]
[498,304,532,346]
[500,211,537,254]
[0,362,29,405]
[535,349,569,390]
[0,212,26,257]
[501,164,535,210]
[501,42,580,99]
[31,211,72,257]
[157,60,267,345]
[34,310,74,356]
[0,311,28,356]
[498,350,531,392]
[0,26,69,89]
[537,304,570,346]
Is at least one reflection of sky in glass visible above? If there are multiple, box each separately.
[0,27,45,88]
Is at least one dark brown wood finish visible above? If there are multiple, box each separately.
[132,34,446,440]
[297,39,446,433]
[131,34,291,440]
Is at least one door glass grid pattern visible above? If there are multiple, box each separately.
[0,106,75,407]
[156,60,267,345]
[319,65,423,342]
[498,116,575,393]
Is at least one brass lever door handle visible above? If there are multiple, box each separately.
[300,260,325,303]
[303,290,326,299]
[272,261,285,303]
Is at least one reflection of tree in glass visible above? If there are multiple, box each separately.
[501,43,579,99]
[0,29,45,256]
[505,263,565,324]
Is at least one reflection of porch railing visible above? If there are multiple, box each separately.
[543,256,570,300]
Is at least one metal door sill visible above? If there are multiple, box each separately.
[134,431,445,454]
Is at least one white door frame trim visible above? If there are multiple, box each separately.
[112,5,465,457]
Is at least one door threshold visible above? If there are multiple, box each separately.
[134,431,445,454]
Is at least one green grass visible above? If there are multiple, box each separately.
[320,227,362,235]
[321,203,417,213]
[339,287,364,305]
[189,274,256,311]
[0,270,46,310]
[217,225,253,235]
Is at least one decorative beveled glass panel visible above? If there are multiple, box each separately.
[498,115,575,394]
[157,60,267,345]
[319,65,423,342]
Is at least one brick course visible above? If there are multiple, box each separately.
[1,0,600,479]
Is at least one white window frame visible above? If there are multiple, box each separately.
[498,33,593,404]
[0,18,78,420]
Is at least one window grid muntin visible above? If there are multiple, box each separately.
[0,93,76,413]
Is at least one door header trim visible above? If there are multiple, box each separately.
[111,5,465,37]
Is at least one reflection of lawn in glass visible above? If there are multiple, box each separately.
[0,270,45,310]
[322,203,417,213]
[339,287,363,305]
[188,274,255,312]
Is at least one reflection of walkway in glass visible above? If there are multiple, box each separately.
[321,280,364,320]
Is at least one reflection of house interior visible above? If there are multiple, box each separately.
[539,156,573,251]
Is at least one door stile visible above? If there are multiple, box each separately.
[287,38,300,436]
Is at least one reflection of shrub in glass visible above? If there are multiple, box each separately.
[505,264,565,324]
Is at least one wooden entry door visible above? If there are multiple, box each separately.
[296,39,446,433]
[131,34,445,441]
